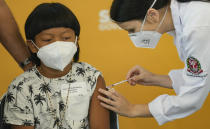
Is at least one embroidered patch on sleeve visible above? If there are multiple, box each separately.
[186,56,207,78]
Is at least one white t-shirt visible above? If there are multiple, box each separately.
[4,62,101,129]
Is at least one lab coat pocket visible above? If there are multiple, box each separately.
[63,82,90,121]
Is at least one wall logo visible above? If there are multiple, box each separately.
[98,9,121,31]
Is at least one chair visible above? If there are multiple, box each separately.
[110,110,119,129]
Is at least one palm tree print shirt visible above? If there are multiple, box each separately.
[4,62,101,129]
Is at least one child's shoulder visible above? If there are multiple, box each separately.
[73,62,101,76]
[73,62,98,71]
[10,67,38,86]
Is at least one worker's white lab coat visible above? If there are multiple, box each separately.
[149,0,210,125]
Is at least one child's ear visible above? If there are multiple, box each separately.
[27,40,38,53]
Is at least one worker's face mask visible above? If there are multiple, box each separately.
[31,37,77,71]
[129,0,168,49]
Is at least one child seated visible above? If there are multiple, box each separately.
[4,3,110,129]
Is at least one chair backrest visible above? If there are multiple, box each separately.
[110,110,119,129]
[0,94,11,129]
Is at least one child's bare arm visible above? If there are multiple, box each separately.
[89,75,110,129]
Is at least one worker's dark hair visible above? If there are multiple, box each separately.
[110,0,210,22]
[25,3,80,65]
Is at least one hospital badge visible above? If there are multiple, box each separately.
[186,56,207,78]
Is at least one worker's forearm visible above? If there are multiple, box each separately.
[130,104,153,118]
[150,74,173,89]
[0,0,30,63]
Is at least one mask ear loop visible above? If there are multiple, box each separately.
[74,36,78,48]
[155,6,168,32]
[75,36,78,44]
[30,40,40,50]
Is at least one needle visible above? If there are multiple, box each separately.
[106,80,128,89]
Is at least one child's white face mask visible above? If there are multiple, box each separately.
[31,37,77,71]
[128,0,168,49]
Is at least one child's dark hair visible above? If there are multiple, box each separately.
[25,3,80,65]
[110,0,210,22]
